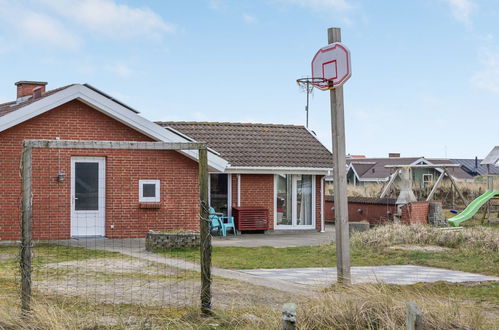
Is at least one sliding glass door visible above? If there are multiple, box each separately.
[275,174,314,229]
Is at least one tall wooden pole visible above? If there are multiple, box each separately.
[20,143,33,314]
[328,27,351,284]
[198,146,212,314]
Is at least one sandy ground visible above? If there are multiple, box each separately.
[33,257,298,307]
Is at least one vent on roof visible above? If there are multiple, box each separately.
[32,87,42,99]
[389,153,400,158]
[15,81,47,99]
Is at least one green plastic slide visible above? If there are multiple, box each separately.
[448,190,499,227]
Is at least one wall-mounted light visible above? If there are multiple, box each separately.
[56,173,66,182]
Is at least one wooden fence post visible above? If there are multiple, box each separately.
[198,146,212,315]
[20,143,33,315]
[281,303,297,330]
[406,301,424,330]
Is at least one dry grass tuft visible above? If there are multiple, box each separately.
[299,284,487,330]
[0,285,493,329]
[351,224,499,252]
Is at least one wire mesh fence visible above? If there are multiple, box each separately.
[7,140,212,325]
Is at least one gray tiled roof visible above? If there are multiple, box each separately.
[452,158,499,175]
[157,121,333,168]
[348,157,474,181]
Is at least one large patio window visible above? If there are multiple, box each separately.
[276,174,314,228]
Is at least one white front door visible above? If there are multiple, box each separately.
[71,157,105,237]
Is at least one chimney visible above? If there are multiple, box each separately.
[388,153,400,158]
[15,81,47,99]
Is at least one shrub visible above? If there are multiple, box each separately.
[351,224,499,252]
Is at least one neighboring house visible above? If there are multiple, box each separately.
[0,81,332,241]
[157,122,333,232]
[346,156,474,188]
[452,158,499,176]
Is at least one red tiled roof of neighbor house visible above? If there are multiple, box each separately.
[0,84,75,118]
[157,121,333,168]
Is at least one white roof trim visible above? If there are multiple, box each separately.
[347,163,362,182]
[225,166,331,175]
[0,84,228,171]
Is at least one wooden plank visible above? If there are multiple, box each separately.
[380,170,399,198]
[328,27,351,285]
[198,147,212,314]
[24,139,204,150]
[426,171,445,201]
[444,168,468,205]
[20,145,33,314]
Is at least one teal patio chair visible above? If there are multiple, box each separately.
[209,207,237,237]
[208,211,223,236]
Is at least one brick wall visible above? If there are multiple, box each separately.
[401,202,429,225]
[234,174,274,229]
[326,199,397,225]
[0,100,199,240]
[231,174,323,231]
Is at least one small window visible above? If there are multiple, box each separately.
[422,174,433,188]
[139,180,160,202]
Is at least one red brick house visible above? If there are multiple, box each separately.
[0,82,332,241]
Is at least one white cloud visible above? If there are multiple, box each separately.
[471,46,499,94]
[208,0,226,11]
[442,0,475,26]
[0,0,80,49]
[38,0,175,40]
[106,63,133,77]
[19,12,80,49]
[242,13,258,24]
[275,0,354,12]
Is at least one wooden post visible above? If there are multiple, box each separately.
[281,303,297,330]
[426,171,445,201]
[328,27,351,284]
[20,143,33,314]
[198,146,212,314]
[406,301,424,330]
[444,169,467,206]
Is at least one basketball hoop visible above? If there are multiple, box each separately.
[296,77,327,128]
[296,77,328,93]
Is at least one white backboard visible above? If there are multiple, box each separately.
[311,42,351,90]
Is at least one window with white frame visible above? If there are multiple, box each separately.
[422,174,433,188]
[139,180,160,202]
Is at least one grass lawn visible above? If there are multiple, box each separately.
[159,244,499,275]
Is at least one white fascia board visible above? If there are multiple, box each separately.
[347,163,362,181]
[225,166,331,175]
[0,84,228,171]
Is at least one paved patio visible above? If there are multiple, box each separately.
[239,265,499,286]
[212,224,335,247]
[54,238,498,295]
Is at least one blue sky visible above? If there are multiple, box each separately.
[0,0,497,158]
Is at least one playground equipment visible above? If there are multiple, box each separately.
[448,190,499,226]
[379,164,464,223]
[448,146,499,226]
[380,164,466,203]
